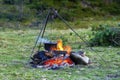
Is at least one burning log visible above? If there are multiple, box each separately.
[53,51,67,56]
[70,51,90,65]
[31,51,50,65]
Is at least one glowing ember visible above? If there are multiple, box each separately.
[43,56,74,68]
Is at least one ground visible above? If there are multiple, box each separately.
[0,28,120,80]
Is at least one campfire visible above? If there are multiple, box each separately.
[30,39,90,69]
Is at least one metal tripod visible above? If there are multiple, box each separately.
[29,8,107,66]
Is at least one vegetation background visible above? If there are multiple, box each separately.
[0,0,120,28]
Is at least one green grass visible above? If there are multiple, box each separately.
[0,28,120,80]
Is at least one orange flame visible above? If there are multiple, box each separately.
[57,39,63,51]
[50,39,71,55]
[63,46,71,55]
[57,39,71,55]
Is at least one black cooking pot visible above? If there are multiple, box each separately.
[44,42,57,51]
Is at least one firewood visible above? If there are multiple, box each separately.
[70,52,90,65]
[45,52,54,58]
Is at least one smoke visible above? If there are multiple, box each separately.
[37,37,51,44]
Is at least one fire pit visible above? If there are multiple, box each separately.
[30,39,90,70]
